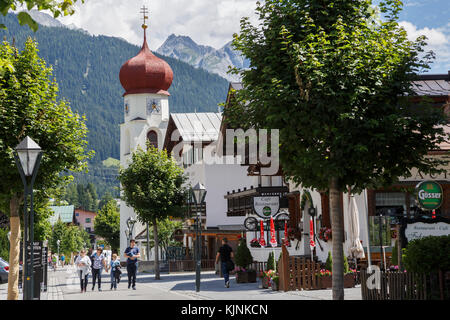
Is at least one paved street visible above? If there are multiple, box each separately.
[1,266,362,300]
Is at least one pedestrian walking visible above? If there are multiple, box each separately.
[91,247,108,291]
[215,238,234,288]
[110,254,121,290]
[124,239,140,290]
[75,249,91,293]
[52,254,57,271]
[60,254,65,267]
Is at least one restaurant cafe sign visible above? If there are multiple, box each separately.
[401,217,450,244]
[253,196,280,218]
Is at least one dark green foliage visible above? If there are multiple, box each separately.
[0,227,9,260]
[62,183,98,211]
[235,238,253,268]
[402,235,450,274]
[98,191,114,211]
[0,13,228,163]
[343,254,349,274]
[119,144,187,223]
[94,199,120,252]
[391,240,399,266]
[325,251,332,271]
[266,251,275,271]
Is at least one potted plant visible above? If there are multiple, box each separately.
[262,270,275,288]
[318,227,332,242]
[250,238,261,248]
[234,237,256,283]
[318,252,356,288]
[271,275,280,291]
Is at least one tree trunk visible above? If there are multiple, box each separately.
[7,195,21,300]
[152,218,160,280]
[330,177,344,300]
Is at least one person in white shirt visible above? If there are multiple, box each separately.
[75,250,91,293]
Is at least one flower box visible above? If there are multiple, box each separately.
[236,270,257,283]
[319,274,355,289]
[236,271,248,283]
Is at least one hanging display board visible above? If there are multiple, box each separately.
[253,196,280,218]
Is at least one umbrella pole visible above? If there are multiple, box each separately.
[363,189,372,269]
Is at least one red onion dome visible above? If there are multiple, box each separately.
[119,34,173,96]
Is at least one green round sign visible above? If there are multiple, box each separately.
[263,206,272,216]
[416,180,443,210]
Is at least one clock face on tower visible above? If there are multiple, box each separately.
[146,98,161,115]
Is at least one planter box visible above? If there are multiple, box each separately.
[236,272,248,283]
[247,270,257,283]
[319,274,355,289]
[272,281,279,291]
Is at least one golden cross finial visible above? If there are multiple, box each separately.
[140,5,149,29]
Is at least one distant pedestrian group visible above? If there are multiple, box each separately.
[74,239,139,294]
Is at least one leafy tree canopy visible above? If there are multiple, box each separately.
[94,199,120,252]
[0,38,92,214]
[226,0,448,193]
[0,1,84,31]
[118,144,187,224]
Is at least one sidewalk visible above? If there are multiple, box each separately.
[2,267,362,300]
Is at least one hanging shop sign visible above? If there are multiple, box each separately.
[253,196,280,218]
[415,180,443,210]
[400,217,450,244]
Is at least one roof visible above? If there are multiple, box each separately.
[411,79,450,96]
[170,112,222,142]
[49,205,74,226]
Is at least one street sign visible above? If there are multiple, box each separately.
[253,196,280,218]
[415,180,443,210]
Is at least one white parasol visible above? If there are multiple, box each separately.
[348,195,365,259]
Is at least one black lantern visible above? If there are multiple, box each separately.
[126,217,137,241]
[14,136,43,300]
[191,182,207,205]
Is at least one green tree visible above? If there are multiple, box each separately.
[235,237,253,269]
[0,39,91,299]
[147,218,183,253]
[0,1,84,31]
[60,224,85,256]
[50,218,66,255]
[266,251,275,271]
[98,191,114,211]
[226,0,447,299]
[94,199,120,252]
[0,227,9,260]
[119,144,187,280]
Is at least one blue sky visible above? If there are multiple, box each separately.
[52,0,449,74]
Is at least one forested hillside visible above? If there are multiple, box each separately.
[0,13,229,197]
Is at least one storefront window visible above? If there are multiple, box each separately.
[375,192,406,221]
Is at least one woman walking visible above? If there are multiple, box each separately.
[110,254,121,290]
[75,250,91,293]
[91,247,108,291]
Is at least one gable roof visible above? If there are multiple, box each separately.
[49,205,74,226]
[170,112,222,142]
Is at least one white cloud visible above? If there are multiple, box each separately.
[57,0,259,50]
[399,21,450,72]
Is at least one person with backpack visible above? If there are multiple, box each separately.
[110,253,121,290]
[215,238,234,288]
[91,247,108,291]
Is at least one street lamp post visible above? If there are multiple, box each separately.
[14,136,42,300]
[191,182,207,293]
[56,239,60,268]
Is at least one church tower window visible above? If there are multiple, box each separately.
[147,130,158,149]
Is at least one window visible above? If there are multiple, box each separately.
[86,227,91,233]
[147,130,158,149]
[75,212,79,216]
[85,218,91,223]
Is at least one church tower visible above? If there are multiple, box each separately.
[119,6,173,258]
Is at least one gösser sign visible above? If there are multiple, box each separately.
[415,180,443,210]
[253,196,280,218]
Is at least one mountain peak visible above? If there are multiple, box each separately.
[157,35,246,82]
